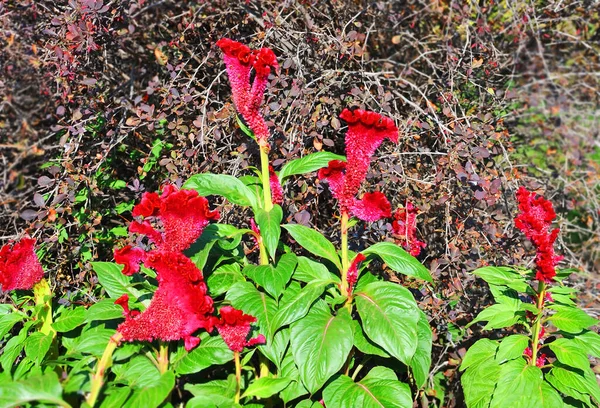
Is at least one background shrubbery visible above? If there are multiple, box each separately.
[1,0,599,405]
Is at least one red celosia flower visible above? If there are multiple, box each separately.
[347,253,366,295]
[215,306,266,352]
[116,251,216,351]
[216,38,278,147]
[269,165,283,205]
[536,353,547,367]
[318,109,397,221]
[114,294,140,318]
[514,187,562,282]
[0,238,44,292]
[114,245,146,276]
[392,202,427,256]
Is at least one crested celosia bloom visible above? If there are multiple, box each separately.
[346,253,366,295]
[116,251,216,351]
[0,238,44,292]
[269,165,283,205]
[216,38,278,147]
[318,109,398,221]
[392,202,426,256]
[215,306,266,352]
[514,187,562,282]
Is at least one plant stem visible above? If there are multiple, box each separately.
[259,146,273,212]
[258,238,269,265]
[157,342,169,374]
[33,278,55,337]
[234,351,242,404]
[86,332,123,407]
[530,280,547,366]
[340,212,349,297]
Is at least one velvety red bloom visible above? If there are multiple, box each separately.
[116,251,216,351]
[536,353,547,367]
[0,238,44,292]
[514,187,562,282]
[318,109,397,221]
[216,38,278,147]
[269,165,283,205]
[114,294,140,318]
[392,202,426,256]
[215,306,266,352]
[347,253,366,295]
[114,245,146,276]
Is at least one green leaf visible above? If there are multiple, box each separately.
[0,372,70,408]
[122,371,175,408]
[570,330,600,358]
[255,205,283,261]
[92,262,148,303]
[490,358,543,408]
[241,377,292,399]
[271,279,331,335]
[114,355,161,388]
[0,313,23,339]
[461,355,501,408]
[175,334,234,375]
[99,387,131,408]
[85,299,127,322]
[24,332,53,365]
[236,114,255,139]
[469,301,526,330]
[362,242,432,283]
[290,304,353,394]
[279,351,308,403]
[184,376,236,407]
[548,338,591,371]
[283,224,342,270]
[410,310,432,388]
[69,327,115,357]
[363,366,398,381]
[226,281,278,339]
[472,266,531,293]
[183,173,259,209]
[53,307,86,332]
[496,335,529,363]
[540,382,564,408]
[547,366,600,406]
[259,326,290,369]
[278,151,346,182]
[294,256,338,283]
[243,253,296,299]
[352,320,390,358]
[549,306,598,333]
[0,328,27,372]
[206,263,244,297]
[322,374,412,408]
[355,281,420,364]
[460,338,499,371]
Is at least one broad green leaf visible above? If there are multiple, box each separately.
[114,356,160,388]
[570,330,600,358]
[0,328,27,372]
[496,335,529,363]
[175,334,233,375]
[207,263,244,297]
[52,307,86,332]
[472,266,531,293]
[547,366,600,406]
[24,332,53,365]
[461,357,501,408]
[355,281,420,364]
[410,310,433,388]
[469,301,526,330]
[236,114,255,139]
[290,305,353,394]
[279,151,346,182]
[490,358,543,408]
[540,382,564,408]
[282,224,342,270]
[184,376,236,407]
[241,377,292,399]
[352,319,390,358]
[243,253,296,299]
[99,387,131,408]
[363,366,398,381]
[294,256,338,283]
[255,205,283,261]
[183,173,259,209]
[0,313,23,339]
[271,279,331,335]
[548,338,591,371]
[226,281,278,339]
[0,372,70,408]
[362,242,432,283]
[460,338,499,371]
[549,306,598,333]
[323,374,412,408]
[122,371,175,408]
[295,401,322,408]
[92,262,148,303]
[69,327,115,357]
[259,327,290,369]
[85,299,125,322]
[279,351,308,403]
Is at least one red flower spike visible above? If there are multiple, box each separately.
[132,192,161,218]
[0,238,44,292]
[351,192,392,222]
[269,166,283,205]
[216,306,265,352]
[319,109,398,220]
[114,294,140,318]
[523,347,533,358]
[216,38,254,115]
[536,353,547,367]
[392,202,427,256]
[129,220,163,247]
[514,187,563,282]
[114,245,147,276]
[117,251,216,351]
[347,253,366,295]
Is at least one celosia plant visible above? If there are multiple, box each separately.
[460,188,599,408]
[392,201,426,257]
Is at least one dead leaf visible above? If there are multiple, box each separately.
[471,58,483,68]
[154,47,168,65]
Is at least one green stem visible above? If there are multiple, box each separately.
[259,146,273,212]
[33,278,55,337]
[87,332,123,407]
[258,238,269,266]
[234,351,242,404]
[157,342,169,374]
[340,212,349,297]
[530,281,547,366]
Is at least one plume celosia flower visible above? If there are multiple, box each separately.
[116,251,216,351]
[0,238,44,292]
[215,306,266,352]
[318,109,397,221]
[346,253,366,295]
[216,38,278,147]
[392,202,426,256]
[514,187,562,282]
[269,165,283,205]
[113,245,146,276]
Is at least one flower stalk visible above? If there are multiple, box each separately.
[157,342,169,374]
[87,331,123,407]
[33,278,55,337]
[529,280,547,366]
[260,146,273,212]
[234,351,242,404]
[340,212,350,298]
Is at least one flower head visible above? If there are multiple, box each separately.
[0,238,44,292]
[514,187,562,282]
[318,109,397,221]
[392,202,426,256]
[269,165,283,205]
[216,38,278,147]
[215,306,266,352]
[346,253,366,295]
